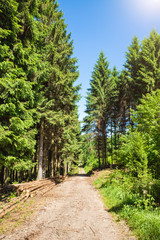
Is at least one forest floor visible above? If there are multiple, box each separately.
[0,168,136,240]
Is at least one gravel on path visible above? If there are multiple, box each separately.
[1,168,136,240]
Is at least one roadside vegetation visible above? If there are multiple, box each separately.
[82,30,160,240]
[94,170,160,240]
[68,164,79,176]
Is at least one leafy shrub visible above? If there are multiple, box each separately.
[94,170,160,240]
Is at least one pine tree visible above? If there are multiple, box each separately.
[35,0,80,179]
[84,52,111,168]
[138,30,160,94]
[124,36,141,109]
[0,0,81,183]
[108,66,119,164]
[0,0,37,184]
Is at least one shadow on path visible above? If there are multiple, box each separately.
[68,173,89,178]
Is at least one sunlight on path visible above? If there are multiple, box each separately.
[2,174,136,240]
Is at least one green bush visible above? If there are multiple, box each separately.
[94,170,160,240]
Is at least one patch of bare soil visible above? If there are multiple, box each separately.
[0,169,136,240]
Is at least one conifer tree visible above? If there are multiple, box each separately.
[138,30,160,94]
[124,36,141,109]
[0,0,81,183]
[35,0,80,179]
[108,67,119,162]
[0,0,37,183]
[84,52,111,168]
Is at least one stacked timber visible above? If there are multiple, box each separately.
[0,176,64,218]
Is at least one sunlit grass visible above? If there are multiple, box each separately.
[94,170,160,240]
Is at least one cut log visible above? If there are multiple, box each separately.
[0,176,65,218]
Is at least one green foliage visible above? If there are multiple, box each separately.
[118,90,160,179]
[84,52,113,168]
[134,90,160,177]
[118,131,148,177]
[124,36,141,105]
[94,170,160,240]
[82,28,160,240]
[138,30,160,93]
[80,134,99,174]
[84,155,99,175]
[0,0,81,183]
[68,164,79,176]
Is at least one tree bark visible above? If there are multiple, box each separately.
[97,120,101,169]
[98,139,101,169]
[4,167,9,185]
[65,162,68,175]
[111,120,113,168]
[43,136,47,179]
[37,118,45,180]
[114,119,117,151]
[0,166,4,185]
[102,119,107,169]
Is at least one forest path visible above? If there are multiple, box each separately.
[2,169,135,240]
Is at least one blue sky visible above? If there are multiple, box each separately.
[58,0,160,122]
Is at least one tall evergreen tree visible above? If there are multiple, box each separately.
[0,0,37,184]
[35,0,80,179]
[138,30,160,94]
[124,36,141,109]
[0,0,81,183]
[84,51,111,168]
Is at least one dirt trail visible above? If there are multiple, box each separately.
[1,169,135,240]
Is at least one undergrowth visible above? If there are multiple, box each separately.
[94,170,160,240]
[0,190,17,205]
[84,157,99,175]
[68,164,79,175]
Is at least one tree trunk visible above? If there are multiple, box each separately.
[43,137,47,179]
[37,118,44,180]
[60,160,64,176]
[33,128,39,179]
[105,133,108,168]
[0,166,4,185]
[102,120,107,169]
[122,106,126,134]
[12,170,15,183]
[114,119,117,150]
[97,131,101,169]
[65,162,68,175]
[4,167,9,185]
[15,170,18,182]
[54,145,58,176]
[111,120,113,168]
[48,150,51,177]
[97,121,101,169]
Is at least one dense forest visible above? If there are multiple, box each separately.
[0,0,160,201]
[82,31,160,238]
[83,30,160,178]
[0,0,81,185]
[1,1,160,239]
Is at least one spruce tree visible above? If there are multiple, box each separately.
[84,51,111,168]
[0,0,37,183]
[124,36,141,108]
[0,0,81,183]
[35,0,80,179]
[138,30,160,94]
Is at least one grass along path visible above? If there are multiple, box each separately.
[94,169,160,240]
